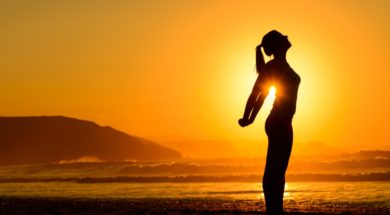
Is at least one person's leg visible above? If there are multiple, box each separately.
[263,117,293,215]
[263,117,280,214]
[274,123,293,214]
[263,137,287,214]
[263,144,279,214]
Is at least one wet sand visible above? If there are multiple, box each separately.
[0,197,388,215]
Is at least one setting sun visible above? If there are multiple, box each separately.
[269,86,276,98]
[262,85,277,108]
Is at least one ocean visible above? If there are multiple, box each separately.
[0,180,389,202]
[0,161,389,214]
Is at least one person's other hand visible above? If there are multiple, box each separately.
[238,118,252,127]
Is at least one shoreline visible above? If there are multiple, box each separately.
[0,197,388,215]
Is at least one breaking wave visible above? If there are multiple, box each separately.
[0,172,389,183]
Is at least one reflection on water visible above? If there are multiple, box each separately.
[0,182,389,207]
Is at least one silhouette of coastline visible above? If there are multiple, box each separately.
[0,116,182,164]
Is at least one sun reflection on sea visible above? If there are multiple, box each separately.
[284,183,290,197]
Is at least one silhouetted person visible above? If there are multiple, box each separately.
[239,30,300,215]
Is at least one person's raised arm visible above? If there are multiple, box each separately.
[238,77,265,127]
[238,45,266,127]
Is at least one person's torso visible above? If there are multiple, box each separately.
[263,60,301,118]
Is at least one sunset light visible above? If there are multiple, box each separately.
[262,85,277,108]
[269,86,276,98]
[0,0,389,214]
[0,0,388,151]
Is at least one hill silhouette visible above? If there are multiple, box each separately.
[0,116,182,164]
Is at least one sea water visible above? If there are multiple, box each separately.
[0,161,389,213]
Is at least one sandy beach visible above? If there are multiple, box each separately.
[0,197,388,215]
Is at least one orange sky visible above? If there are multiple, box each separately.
[0,0,389,155]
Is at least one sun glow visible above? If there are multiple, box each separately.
[267,85,277,102]
[261,85,277,109]
[269,86,276,98]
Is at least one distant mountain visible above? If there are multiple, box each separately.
[0,116,182,164]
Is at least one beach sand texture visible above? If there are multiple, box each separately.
[0,197,388,215]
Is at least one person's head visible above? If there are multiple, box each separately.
[261,30,291,57]
[256,30,290,74]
